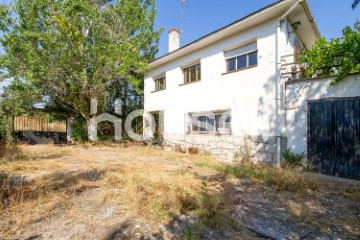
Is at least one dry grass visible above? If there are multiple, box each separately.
[123,172,200,220]
[0,144,359,239]
[0,144,27,161]
[195,159,319,192]
[0,144,229,238]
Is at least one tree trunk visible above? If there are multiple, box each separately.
[66,117,74,143]
[87,116,97,142]
[88,97,98,142]
[4,114,14,143]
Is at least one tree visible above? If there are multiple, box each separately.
[299,26,360,85]
[353,0,360,9]
[0,79,42,142]
[0,0,162,141]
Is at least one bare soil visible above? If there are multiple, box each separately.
[0,144,359,240]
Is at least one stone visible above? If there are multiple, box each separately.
[211,149,227,156]
[209,141,217,149]
[265,136,278,145]
[250,135,278,145]
[174,144,186,153]
[257,153,273,163]
[255,143,265,152]
[250,156,259,163]
[221,142,234,150]
[250,135,263,143]
[249,149,257,158]
[227,152,234,160]
[265,144,277,154]
[203,145,211,152]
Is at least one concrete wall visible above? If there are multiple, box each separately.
[143,19,303,164]
[285,74,360,155]
[145,19,280,137]
[145,19,300,136]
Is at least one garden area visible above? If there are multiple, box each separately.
[0,144,359,239]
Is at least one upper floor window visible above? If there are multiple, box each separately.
[183,63,201,84]
[225,41,258,72]
[154,75,166,91]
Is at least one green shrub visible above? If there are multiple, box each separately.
[71,117,88,142]
[282,148,305,166]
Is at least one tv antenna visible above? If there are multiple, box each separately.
[180,0,188,40]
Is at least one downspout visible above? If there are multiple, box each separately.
[275,0,303,167]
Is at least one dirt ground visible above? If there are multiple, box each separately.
[0,144,359,240]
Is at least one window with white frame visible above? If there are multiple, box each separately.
[189,111,231,134]
[154,75,166,91]
[225,41,258,72]
[183,63,201,84]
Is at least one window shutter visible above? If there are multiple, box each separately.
[225,42,257,59]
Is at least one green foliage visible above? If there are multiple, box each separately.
[353,0,360,9]
[0,79,41,115]
[71,117,88,142]
[0,79,42,142]
[299,26,360,85]
[0,0,162,140]
[282,148,305,166]
[182,224,196,240]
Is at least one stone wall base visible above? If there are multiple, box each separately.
[163,133,279,166]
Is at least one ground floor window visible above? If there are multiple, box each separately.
[188,111,231,134]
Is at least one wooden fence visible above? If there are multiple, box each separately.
[13,116,67,133]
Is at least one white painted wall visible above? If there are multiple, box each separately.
[285,75,360,155]
[145,20,283,137]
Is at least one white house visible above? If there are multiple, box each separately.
[143,0,320,166]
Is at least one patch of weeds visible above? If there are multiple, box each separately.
[0,172,8,208]
[182,224,196,240]
[46,169,104,191]
[1,144,27,162]
[178,190,198,213]
[104,171,123,184]
[233,152,241,159]
[200,151,212,157]
[194,160,219,169]
[124,173,201,221]
[214,164,318,192]
[282,148,305,167]
[1,169,105,210]
[79,169,104,181]
[0,172,7,185]
[342,184,360,201]
[197,180,223,228]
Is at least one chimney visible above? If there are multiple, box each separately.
[168,28,181,53]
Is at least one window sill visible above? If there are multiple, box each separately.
[222,64,258,75]
[179,80,201,86]
[151,89,166,93]
[187,131,232,136]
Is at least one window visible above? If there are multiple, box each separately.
[154,76,166,91]
[183,63,201,84]
[189,111,231,134]
[225,41,258,72]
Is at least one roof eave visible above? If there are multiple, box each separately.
[150,0,320,69]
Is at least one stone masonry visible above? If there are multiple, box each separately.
[164,133,279,166]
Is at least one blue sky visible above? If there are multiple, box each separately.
[153,0,360,57]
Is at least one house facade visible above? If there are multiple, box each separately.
[143,0,320,165]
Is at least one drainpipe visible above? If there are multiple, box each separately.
[275,0,303,167]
